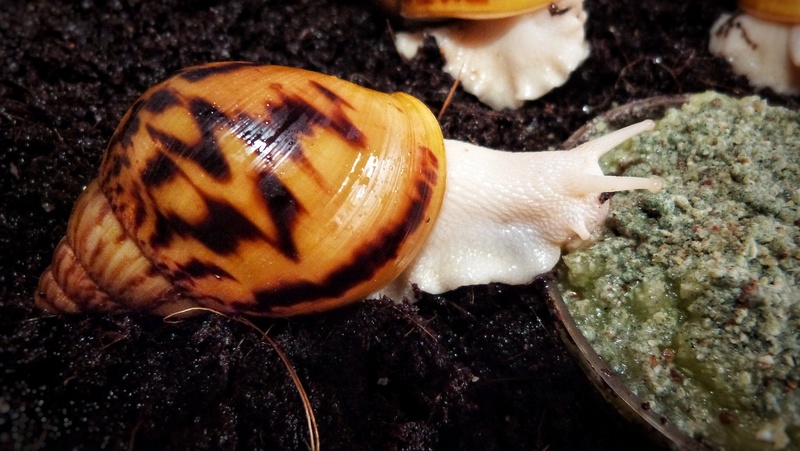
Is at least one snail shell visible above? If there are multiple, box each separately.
[739,0,800,23]
[36,62,446,317]
[36,62,661,318]
[378,0,552,20]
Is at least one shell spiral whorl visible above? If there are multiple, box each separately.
[35,181,183,315]
[35,62,447,317]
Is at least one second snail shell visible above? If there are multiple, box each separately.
[37,62,446,317]
[739,0,800,23]
[377,0,552,19]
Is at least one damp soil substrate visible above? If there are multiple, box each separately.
[1,0,798,449]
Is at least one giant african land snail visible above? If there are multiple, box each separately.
[35,62,662,317]
[381,0,590,110]
[710,0,800,95]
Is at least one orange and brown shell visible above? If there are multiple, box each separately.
[739,0,800,23]
[377,0,553,19]
[35,62,447,317]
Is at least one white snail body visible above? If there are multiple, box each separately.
[710,0,800,94]
[377,124,662,300]
[390,0,590,110]
[35,62,661,317]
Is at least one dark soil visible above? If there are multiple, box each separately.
[1,0,796,449]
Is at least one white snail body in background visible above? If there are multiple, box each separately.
[35,62,661,317]
[383,0,590,110]
[710,0,800,94]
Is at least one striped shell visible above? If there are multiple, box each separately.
[739,0,800,23]
[35,62,446,317]
[378,0,552,19]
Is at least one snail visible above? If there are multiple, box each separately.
[34,61,662,318]
[382,0,590,110]
[709,0,800,94]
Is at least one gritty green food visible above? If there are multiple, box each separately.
[558,92,800,450]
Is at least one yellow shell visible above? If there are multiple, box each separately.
[739,0,800,23]
[35,62,447,317]
[378,0,553,19]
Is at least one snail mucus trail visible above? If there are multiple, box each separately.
[35,62,662,318]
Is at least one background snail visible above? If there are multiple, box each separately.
[35,61,661,318]
[384,0,590,110]
[709,0,800,94]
